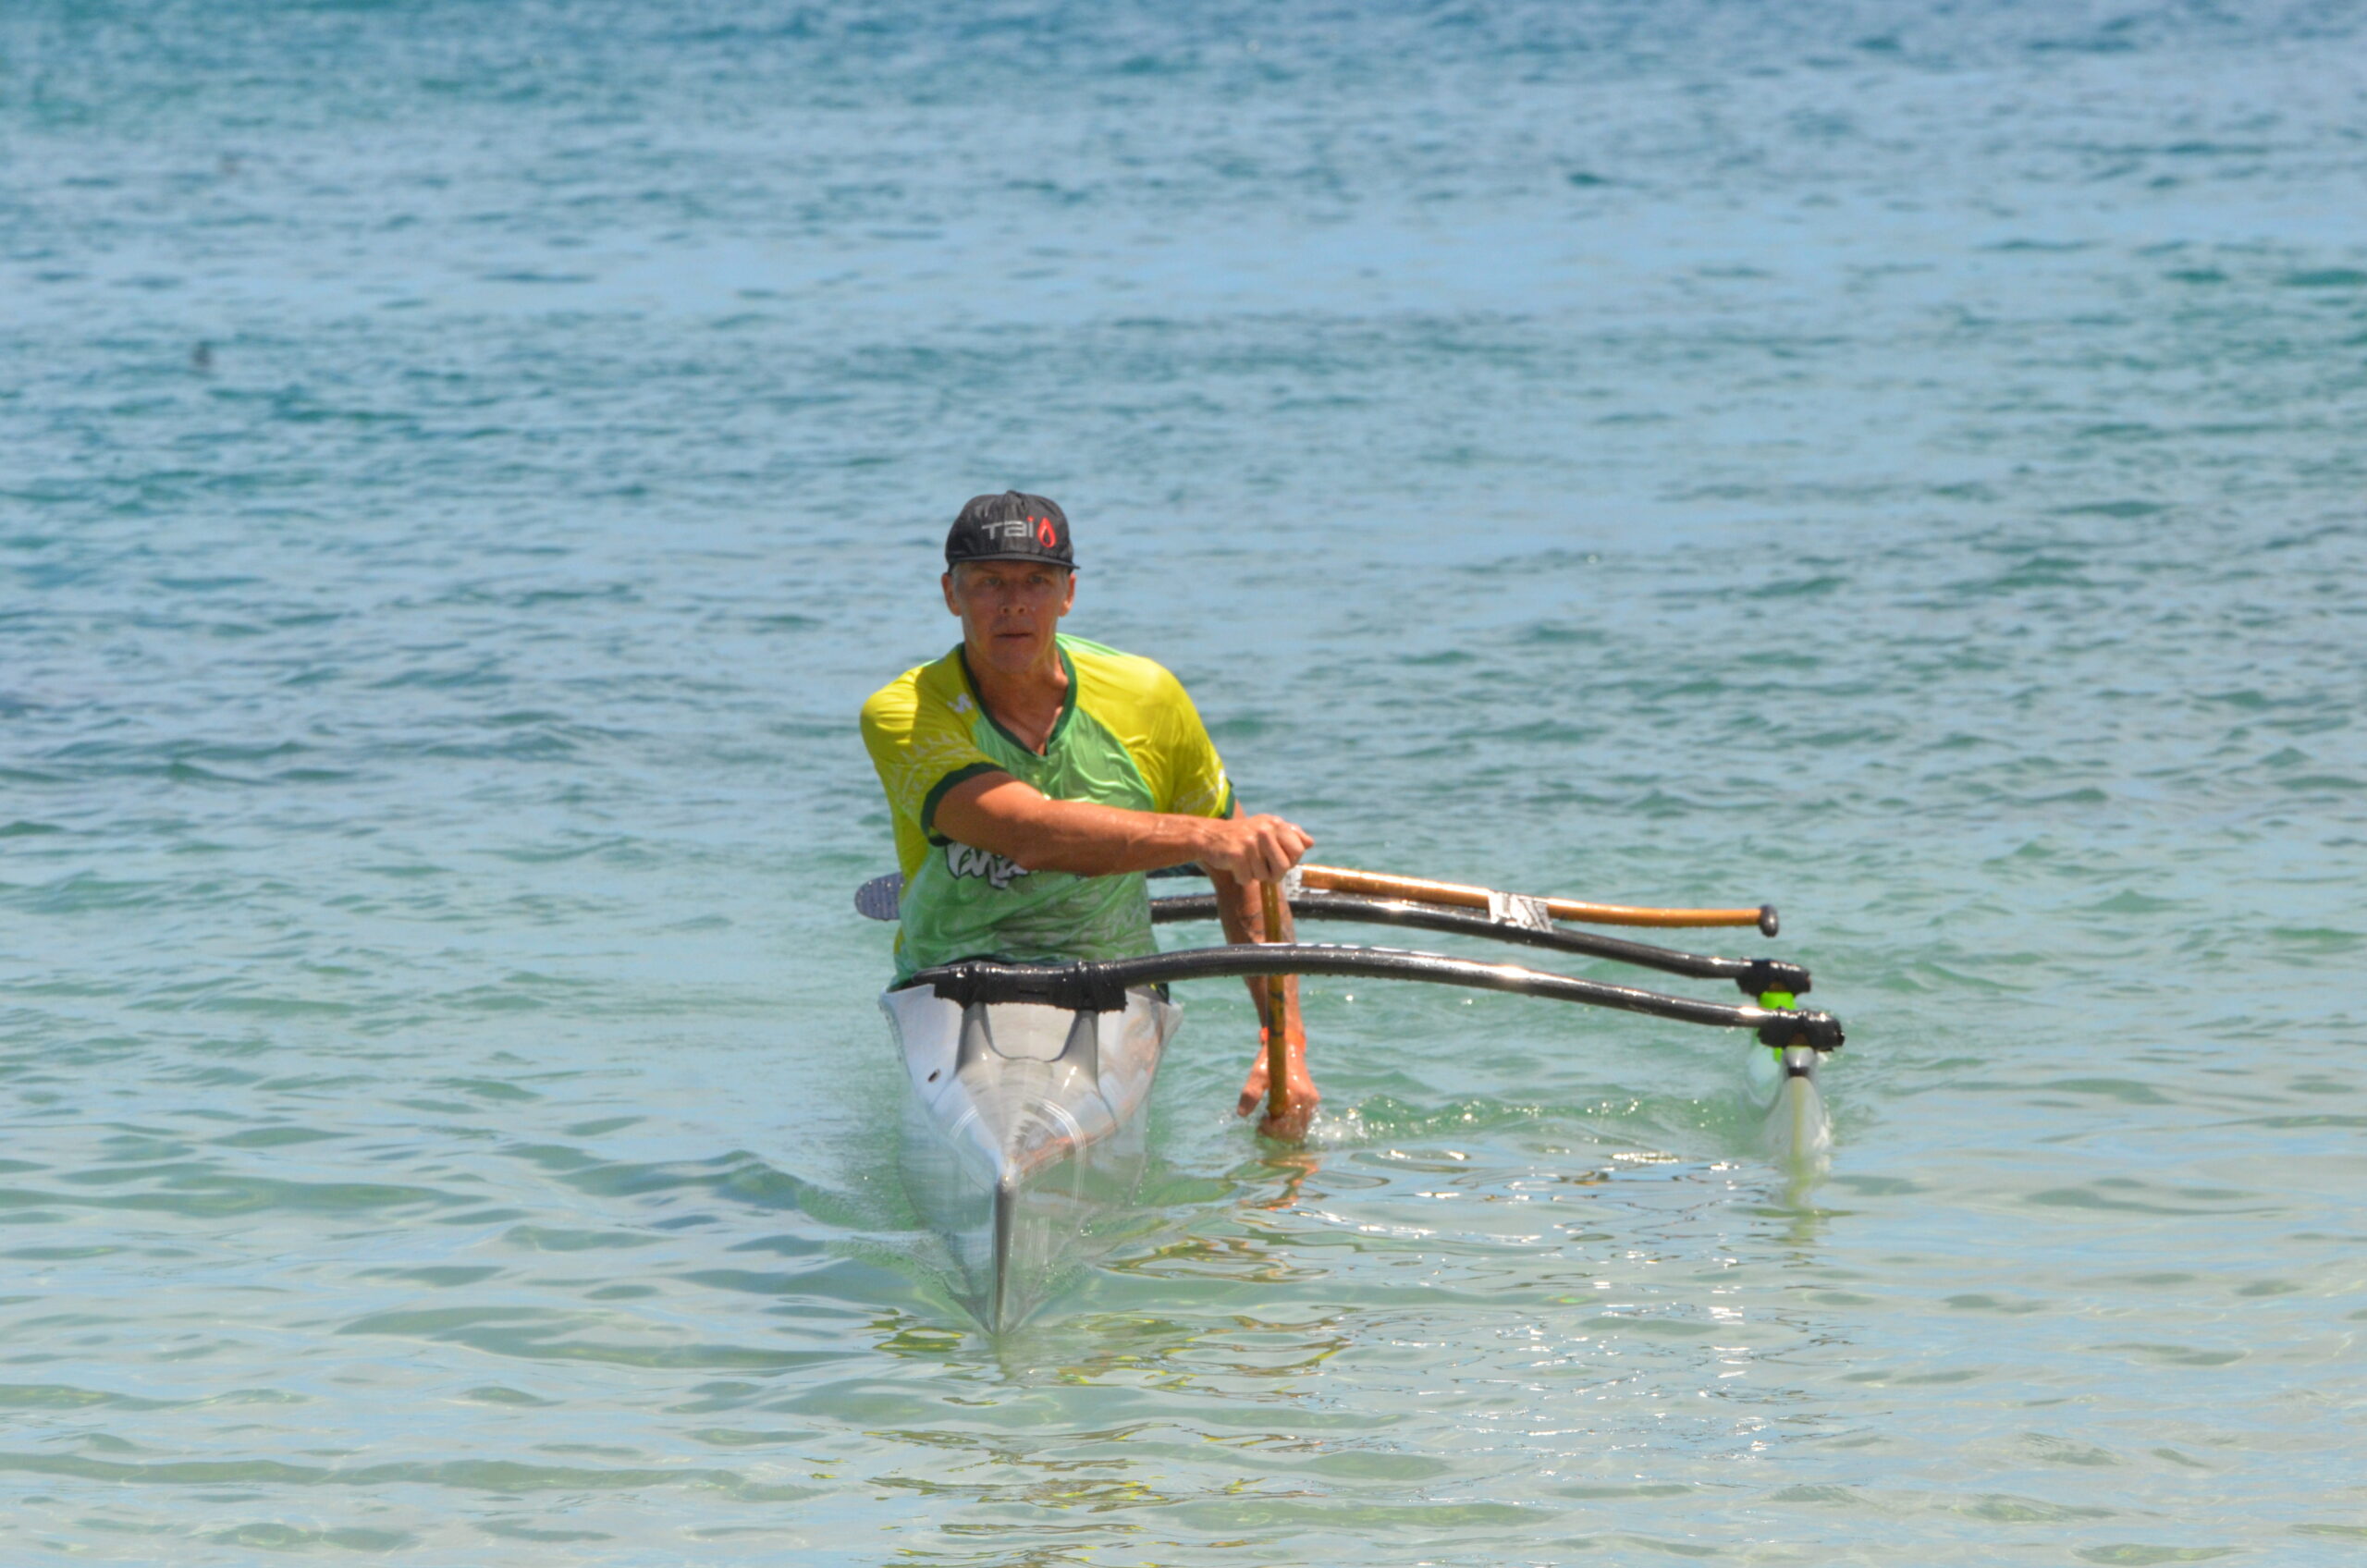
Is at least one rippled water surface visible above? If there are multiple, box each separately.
[5,2,2364,1562]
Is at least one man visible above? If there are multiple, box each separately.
[860,491,1319,1134]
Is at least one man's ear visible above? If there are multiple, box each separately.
[941,570,961,616]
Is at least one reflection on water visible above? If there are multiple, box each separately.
[1245,1140,1324,1212]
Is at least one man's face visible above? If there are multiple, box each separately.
[942,560,1076,676]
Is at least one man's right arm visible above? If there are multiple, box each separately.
[932,772,1311,883]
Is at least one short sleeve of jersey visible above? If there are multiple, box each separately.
[1147,666,1233,819]
[1060,639,1234,821]
[860,660,1003,874]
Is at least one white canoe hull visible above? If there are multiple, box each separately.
[882,985,1180,1330]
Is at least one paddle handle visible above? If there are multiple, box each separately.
[1259,878,1293,1123]
[1295,864,1775,935]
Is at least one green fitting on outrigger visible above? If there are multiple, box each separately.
[1758,990,1796,1011]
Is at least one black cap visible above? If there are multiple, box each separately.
[944,491,1075,570]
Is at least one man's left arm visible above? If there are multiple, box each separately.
[1208,807,1318,1140]
[1150,667,1319,1138]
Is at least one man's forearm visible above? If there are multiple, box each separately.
[934,778,1214,876]
[1212,867,1278,942]
[1210,864,1298,1031]
[936,774,1313,885]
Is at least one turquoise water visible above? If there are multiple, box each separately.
[6,2,2364,1562]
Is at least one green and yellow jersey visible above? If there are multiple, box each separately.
[859,635,1234,981]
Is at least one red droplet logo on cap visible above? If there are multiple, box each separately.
[1036,517,1058,548]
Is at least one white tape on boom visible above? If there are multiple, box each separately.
[1487,890,1554,931]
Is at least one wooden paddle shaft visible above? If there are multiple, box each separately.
[1295,864,1771,931]
[1259,878,1292,1122]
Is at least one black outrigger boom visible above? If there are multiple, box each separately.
[1152,889,1810,998]
[905,942,1845,1054]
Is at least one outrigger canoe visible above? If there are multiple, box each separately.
[859,865,1845,1330]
